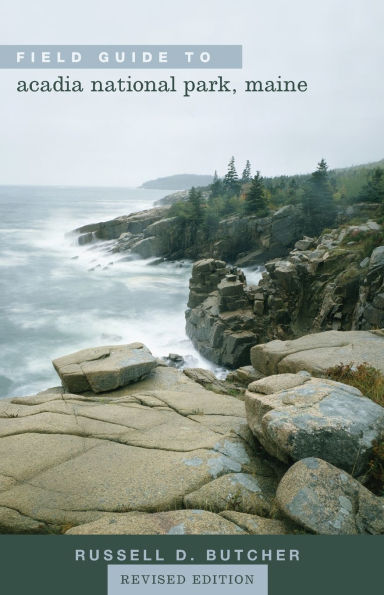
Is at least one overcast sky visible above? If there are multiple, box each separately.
[0,0,383,186]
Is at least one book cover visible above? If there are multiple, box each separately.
[0,1,383,593]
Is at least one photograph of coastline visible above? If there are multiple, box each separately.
[0,0,383,538]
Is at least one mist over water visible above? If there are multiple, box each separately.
[0,186,208,398]
[0,186,263,399]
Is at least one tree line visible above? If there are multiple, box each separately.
[169,156,384,240]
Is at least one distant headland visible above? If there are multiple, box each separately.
[141,173,213,190]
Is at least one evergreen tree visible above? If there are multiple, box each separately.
[244,172,268,215]
[223,156,240,194]
[302,159,337,235]
[188,186,204,225]
[210,170,222,198]
[241,160,252,183]
[358,168,384,203]
[287,178,299,203]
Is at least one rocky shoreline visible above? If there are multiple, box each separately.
[73,198,384,371]
[1,195,383,535]
[74,203,308,264]
[74,200,380,265]
[0,335,383,535]
[185,218,384,368]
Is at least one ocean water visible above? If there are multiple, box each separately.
[0,185,262,399]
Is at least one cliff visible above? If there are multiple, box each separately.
[74,203,307,264]
[185,217,384,368]
[186,260,258,367]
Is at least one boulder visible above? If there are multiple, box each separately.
[294,237,315,251]
[162,353,185,369]
[247,372,310,395]
[245,374,384,474]
[276,458,384,534]
[369,245,384,269]
[226,365,263,386]
[52,343,157,393]
[168,353,184,363]
[250,330,384,376]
